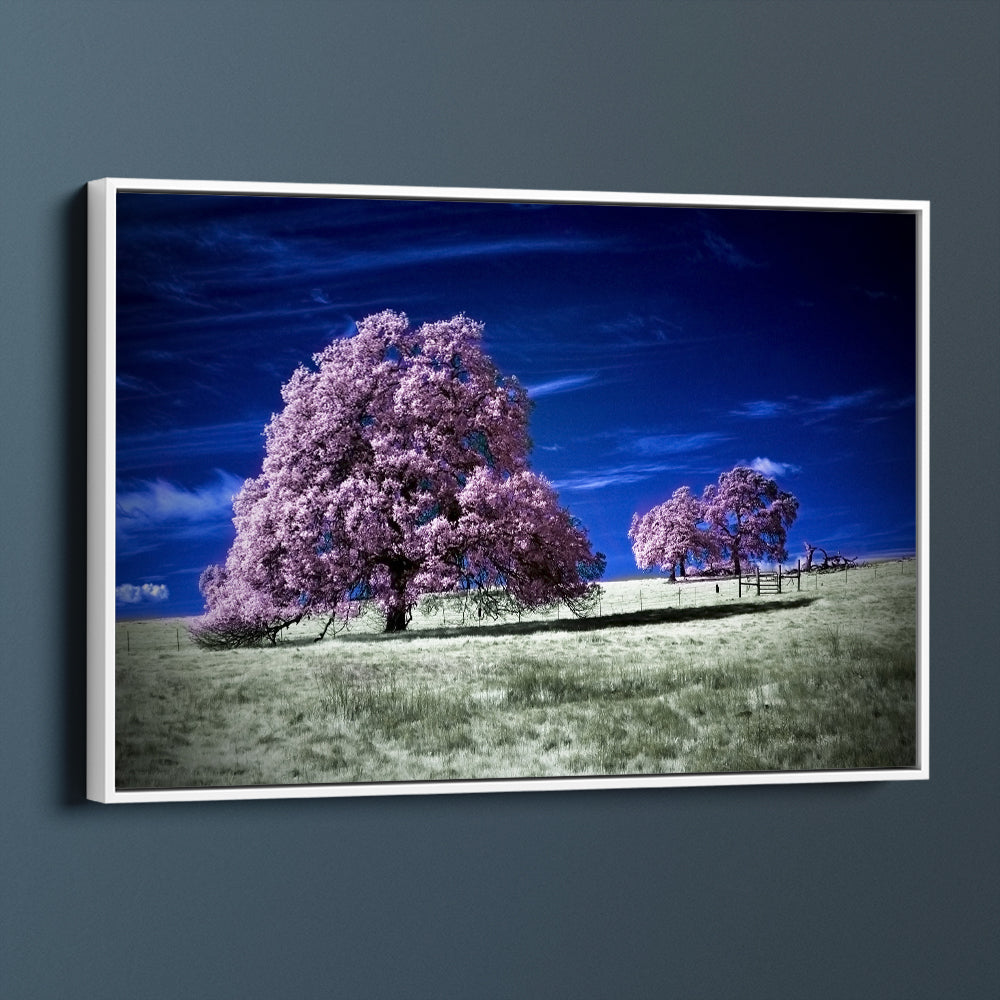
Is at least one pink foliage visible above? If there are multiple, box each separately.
[194,311,603,642]
[630,468,798,580]
[701,466,799,577]
[450,468,605,617]
[628,486,712,579]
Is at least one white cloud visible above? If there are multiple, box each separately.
[115,584,143,604]
[116,582,170,605]
[749,457,800,478]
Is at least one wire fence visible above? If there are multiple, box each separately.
[116,559,916,651]
[411,558,915,631]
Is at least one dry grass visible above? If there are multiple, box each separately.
[115,562,918,789]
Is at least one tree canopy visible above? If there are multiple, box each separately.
[193,311,604,645]
[630,466,799,579]
[703,466,799,577]
[628,486,712,580]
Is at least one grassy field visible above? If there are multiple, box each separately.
[115,562,918,789]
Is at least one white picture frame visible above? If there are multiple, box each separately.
[88,178,929,803]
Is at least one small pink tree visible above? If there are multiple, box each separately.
[193,311,604,644]
[628,486,711,580]
[701,466,799,578]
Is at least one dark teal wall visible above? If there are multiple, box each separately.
[1,2,997,997]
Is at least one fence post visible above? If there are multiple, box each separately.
[756,567,761,596]
[797,559,801,592]
[778,563,782,594]
[738,573,742,598]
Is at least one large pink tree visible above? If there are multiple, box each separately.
[701,466,799,578]
[193,311,604,644]
[628,486,712,580]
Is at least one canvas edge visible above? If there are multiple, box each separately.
[87,178,116,803]
[87,178,930,804]
[917,203,930,782]
[98,176,929,213]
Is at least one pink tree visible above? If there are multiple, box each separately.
[628,486,712,580]
[701,466,799,578]
[193,311,604,643]
[190,477,322,648]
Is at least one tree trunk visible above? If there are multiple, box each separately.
[384,564,411,633]
[385,604,408,633]
[679,555,686,578]
[730,521,742,581]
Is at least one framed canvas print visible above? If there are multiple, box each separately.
[87,179,929,803]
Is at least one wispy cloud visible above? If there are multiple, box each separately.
[810,389,881,415]
[116,472,245,559]
[525,373,598,399]
[861,393,916,425]
[552,462,685,493]
[880,393,916,412]
[854,285,898,302]
[703,230,761,269]
[116,374,150,393]
[362,235,609,273]
[731,389,896,422]
[597,313,681,346]
[117,420,268,473]
[119,297,356,334]
[547,429,730,491]
[626,431,730,457]
[133,224,610,294]
[486,311,705,373]
[117,471,244,526]
[731,399,791,419]
[535,420,731,493]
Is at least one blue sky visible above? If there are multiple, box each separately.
[114,192,918,617]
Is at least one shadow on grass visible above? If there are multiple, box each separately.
[334,595,821,644]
